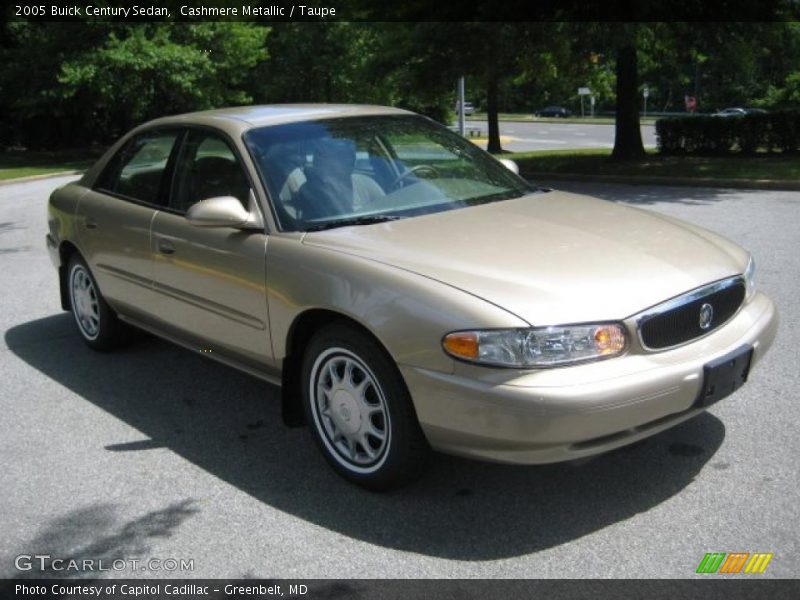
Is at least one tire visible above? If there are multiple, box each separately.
[67,254,131,351]
[301,324,431,491]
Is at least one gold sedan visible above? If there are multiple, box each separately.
[46,105,778,490]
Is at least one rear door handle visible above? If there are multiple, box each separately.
[84,217,97,229]
[157,238,175,255]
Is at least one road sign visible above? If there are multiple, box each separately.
[578,87,591,95]
[643,86,649,98]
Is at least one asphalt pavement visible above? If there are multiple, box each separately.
[464,120,658,151]
[1,175,798,579]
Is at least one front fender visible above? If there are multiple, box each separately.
[267,235,528,375]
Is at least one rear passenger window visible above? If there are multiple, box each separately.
[99,132,179,205]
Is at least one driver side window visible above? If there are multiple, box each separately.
[172,131,251,214]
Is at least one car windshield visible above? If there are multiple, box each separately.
[243,114,536,232]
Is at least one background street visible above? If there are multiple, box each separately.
[1,174,798,579]
[464,120,658,151]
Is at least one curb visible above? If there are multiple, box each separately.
[467,119,619,126]
[521,171,800,192]
[0,170,84,186]
[465,118,659,126]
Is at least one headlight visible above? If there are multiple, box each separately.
[744,255,756,299]
[442,323,628,368]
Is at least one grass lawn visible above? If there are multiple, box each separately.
[512,149,800,182]
[0,149,102,181]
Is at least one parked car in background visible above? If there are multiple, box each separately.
[713,107,747,117]
[535,106,572,118]
[455,101,475,116]
[713,107,769,117]
[47,104,777,490]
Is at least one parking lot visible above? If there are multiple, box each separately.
[1,175,798,579]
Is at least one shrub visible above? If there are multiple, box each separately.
[770,111,800,153]
[656,111,800,155]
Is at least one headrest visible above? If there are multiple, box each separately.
[313,138,356,173]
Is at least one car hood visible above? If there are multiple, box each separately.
[302,191,748,325]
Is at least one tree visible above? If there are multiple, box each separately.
[365,22,566,154]
[57,23,267,139]
[0,22,267,147]
[612,42,646,160]
[254,22,375,104]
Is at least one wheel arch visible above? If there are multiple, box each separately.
[280,308,401,429]
[58,241,82,311]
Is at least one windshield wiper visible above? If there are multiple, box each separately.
[304,215,401,232]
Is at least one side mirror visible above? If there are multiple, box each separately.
[186,195,263,229]
[498,158,520,175]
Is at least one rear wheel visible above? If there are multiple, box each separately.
[67,255,130,351]
[302,324,430,490]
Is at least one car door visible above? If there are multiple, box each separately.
[149,128,272,367]
[77,129,180,320]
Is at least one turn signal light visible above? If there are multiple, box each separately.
[442,332,479,360]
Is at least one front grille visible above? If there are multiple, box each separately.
[638,278,746,350]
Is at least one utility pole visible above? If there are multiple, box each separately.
[457,76,466,136]
[643,86,649,118]
[578,87,590,118]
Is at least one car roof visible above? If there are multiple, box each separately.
[142,104,414,135]
[80,104,417,187]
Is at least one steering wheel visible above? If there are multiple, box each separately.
[390,164,440,188]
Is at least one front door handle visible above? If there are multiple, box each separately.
[157,238,175,255]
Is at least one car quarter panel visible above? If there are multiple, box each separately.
[265,234,530,375]
[46,182,86,269]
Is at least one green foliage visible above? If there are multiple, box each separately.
[756,72,800,108]
[254,22,373,105]
[0,22,266,147]
[2,20,800,151]
[57,24,266,134]
[656,112,800,155]
[635,22,800,114]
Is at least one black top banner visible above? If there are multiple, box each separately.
[5,0,800,22]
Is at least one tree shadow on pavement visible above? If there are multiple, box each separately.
[6,314,726,561]
[3,499,198,579]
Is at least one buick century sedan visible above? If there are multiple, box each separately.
[47,105,778,490]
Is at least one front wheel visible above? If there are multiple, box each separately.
[302,324,430,490]
[67,255,130,351]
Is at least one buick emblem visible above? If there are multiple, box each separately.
[699,303,714,330]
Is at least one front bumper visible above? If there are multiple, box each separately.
[400,291,778,464]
